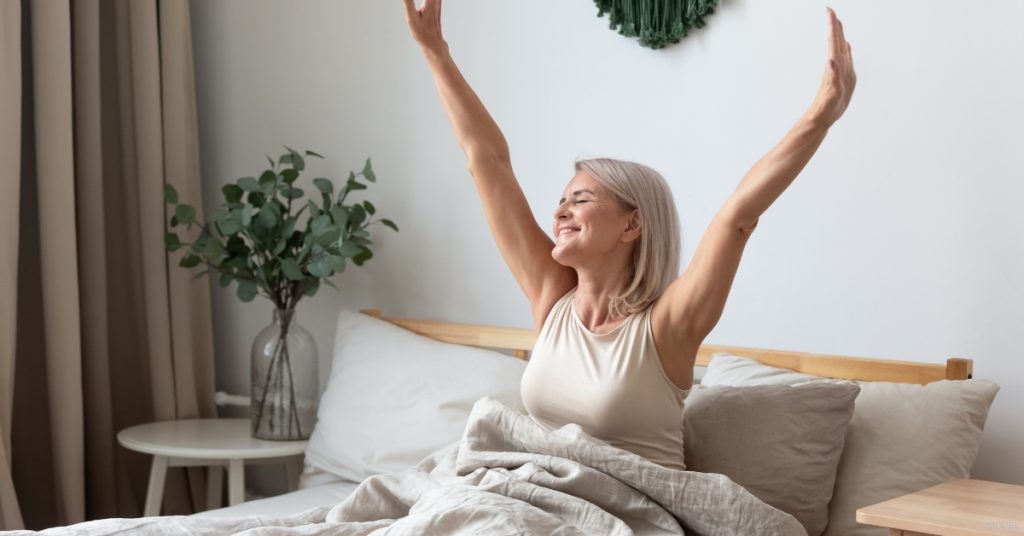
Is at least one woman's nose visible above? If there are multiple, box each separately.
[553,201,571,220]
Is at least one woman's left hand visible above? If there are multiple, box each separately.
[807,8,856,127]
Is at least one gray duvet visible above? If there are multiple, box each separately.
[17,398,806,535]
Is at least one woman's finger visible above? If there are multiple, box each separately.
[835,11,848,49]
[402,0,417,18]
[826,9,837,59]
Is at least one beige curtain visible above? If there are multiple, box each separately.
[0,0,217,529]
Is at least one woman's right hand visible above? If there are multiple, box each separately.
[402,0,446,51]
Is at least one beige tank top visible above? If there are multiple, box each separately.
[520,287,690,470]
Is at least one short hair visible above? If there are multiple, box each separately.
[574,158,681,318]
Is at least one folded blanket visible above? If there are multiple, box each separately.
[16,398,806,535]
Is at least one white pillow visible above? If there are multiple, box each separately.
[304,309,528,483]
[702,353,1000,536]
[702,352,822,386]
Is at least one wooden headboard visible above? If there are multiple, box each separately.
[359,309,973,385]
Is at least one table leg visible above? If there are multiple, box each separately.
[143,455,168,517]
[228,458,245,506]
[206,465,224,510]
[284,456,300,491]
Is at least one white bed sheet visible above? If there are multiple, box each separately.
[193,480,360,519]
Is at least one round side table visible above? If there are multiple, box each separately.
[117,418,307,516]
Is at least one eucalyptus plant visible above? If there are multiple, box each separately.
[163,147,398,311]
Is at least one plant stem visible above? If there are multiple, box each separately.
[253,332,284,434]
[283,341,302,437]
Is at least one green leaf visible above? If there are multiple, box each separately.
[241,204,253,226]
[191,233,208,253]
[290,152,305,171]
[306,200,321,218]
[352,247,373,266]
[307,257,331,278]
[174,204,196,226]
[266,155,275,168]
[362,200,376,215]
[311,215,331,236]
[315,228,340,248]
[218,219,241,236]
[226,235,247,255]
[282,218,297,238]
[345,180,367,192]
[338,241,363,258]
[313,178,333,196]
[350,236,372,246]
[259,170,278,192]
[219,272,233,288]
[350,204,366,226]
[164,184,178,205]
[362,158,375,182]
[223,257,247,270]
[257,207,277,229]
[179,254,201,268]
[330,206,349,228]
[278,153,293,166]
[280,169,299,185]
[280,258,304,280]
[300,278,320,298]
[280,186,304,200]
[322,278,341,291]
[237,280,258,302]
[248,191,266,208]
[238,177,260,192]
[205,237,225,262]
[164,232,182,251]
[170,214,179,228]
[328,255,346,273]
[352,229,370,238]
[222,184,244,203]
[273,237,287,255]
[305,150,324,159]
[380,218,399,232]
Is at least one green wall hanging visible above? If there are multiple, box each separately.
[594,0,720,49]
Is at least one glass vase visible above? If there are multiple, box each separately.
[251,308,318,440]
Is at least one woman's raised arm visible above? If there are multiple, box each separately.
[403,0,510,162]
[402,0,576,329]
[653,8,856,352]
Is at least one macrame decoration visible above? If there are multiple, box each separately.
[594,0,720,49]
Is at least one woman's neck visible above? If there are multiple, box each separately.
[572,263,632,331]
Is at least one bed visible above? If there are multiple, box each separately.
[186,307,997,536]
[24,308,996,535]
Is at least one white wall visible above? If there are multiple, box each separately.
[190,0,1024,490]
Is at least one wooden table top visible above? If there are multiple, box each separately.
[857,479,1024,535]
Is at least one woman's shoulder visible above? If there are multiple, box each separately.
[533,285,577,334]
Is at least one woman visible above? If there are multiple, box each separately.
[403,1,856,470]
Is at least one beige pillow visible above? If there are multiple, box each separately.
[684,382,860,536]
[702,353,1000,536]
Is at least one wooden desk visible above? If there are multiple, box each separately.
[857,479,1024,535]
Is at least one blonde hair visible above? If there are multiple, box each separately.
[574,158,681,318]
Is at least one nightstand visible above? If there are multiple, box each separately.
[856,479,1024,535]
[117,418,307,516]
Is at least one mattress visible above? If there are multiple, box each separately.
[193,479,360,519]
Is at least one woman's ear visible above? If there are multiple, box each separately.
[622,210,642,243]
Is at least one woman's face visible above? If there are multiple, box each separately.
[551,171,640,267]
